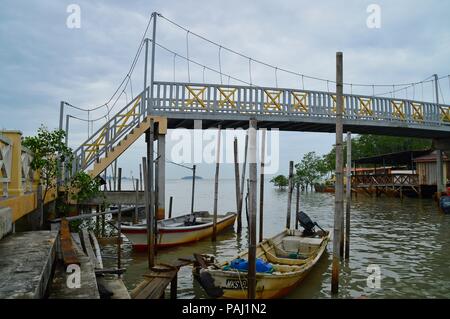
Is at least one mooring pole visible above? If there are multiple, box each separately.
[286,161,294,229]
[295,184,300,230]
[142,157,154,268]
[345,132,352,260]
[259,129,266,242]
[332,52,344,295]
[247,119,257,299]
[146,119,156,268]
[238,133,249,232]
[117,167,122,275]
[169,196,173,219]
[212,125,222,242]
[233,137,241,231]
[134,179,139,224]
[191,165,196,214]
[139,164,143,191]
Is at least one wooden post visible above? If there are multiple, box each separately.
[142,157,154,268]
[345,132,351,260]
[170,273,178,299]
[117,167,122,275]
[332,51,344,295]
[146,118,156,268]
[139,164,143,191]
[238,133,249,232]
[134,179,139,224]
[168,196,173,219]
[247,119,257,299]
[191,165,196,214]
[286,161,294,229]
[259,129,266,242]
[295,185,300,230]
[212,125,222,242]
[233,137,241,231]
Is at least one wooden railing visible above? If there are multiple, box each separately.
[352,174,419,187]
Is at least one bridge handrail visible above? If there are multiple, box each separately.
[151,81,450,127]
[72,88,147,172]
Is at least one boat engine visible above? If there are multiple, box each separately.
[296,211,325,236]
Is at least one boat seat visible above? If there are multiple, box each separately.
[282,236,323,255]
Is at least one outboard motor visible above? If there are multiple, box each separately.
[296,211,325,236]
[184,214,196,226]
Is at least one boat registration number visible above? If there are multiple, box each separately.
[226,279,248,289]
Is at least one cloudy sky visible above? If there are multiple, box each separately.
[1,0,449,179]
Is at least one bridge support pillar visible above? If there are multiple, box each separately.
[157,133,165,220]
[2,131,24,196]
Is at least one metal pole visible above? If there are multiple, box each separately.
[345,132,352,260]
[259,129,266,242]
[191,165,196,214]
[434,74,440,106]
[286,161,294,229]
[148,12,157,115]
[233,137,241,231]
[65,115,70,147]
[117,167,122,275]
[247,119,257,299]
[238,132,249,231]
[59,101,64,133]
[332,52,344,295]
[143,37,149,113]
[212,126,222,242]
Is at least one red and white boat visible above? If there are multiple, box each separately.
[121,211,237,251]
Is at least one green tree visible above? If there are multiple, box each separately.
[22,126,73,201]
[270,175,289,189]
[294,151,326,191]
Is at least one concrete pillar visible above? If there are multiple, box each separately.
[2,131,23,196]
[436,149,444,194]
[157,133,165,220]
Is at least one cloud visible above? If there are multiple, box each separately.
[0,0,449,177]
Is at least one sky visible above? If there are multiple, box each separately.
[1,0,449,179]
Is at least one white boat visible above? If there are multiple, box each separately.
[121,211,237,250]
[195,226,330,299]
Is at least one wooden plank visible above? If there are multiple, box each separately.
[89,231,103,269]
[60,219,80,266]
[79,229,100,269]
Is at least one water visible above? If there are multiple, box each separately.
[101,178,450,299]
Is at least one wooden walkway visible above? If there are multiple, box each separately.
[130,258,194,299]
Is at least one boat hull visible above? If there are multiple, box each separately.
[122,213,236,250]
[197,229,330,299]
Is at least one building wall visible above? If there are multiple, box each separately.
[417,162,450,185]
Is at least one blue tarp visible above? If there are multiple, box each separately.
[227,258,274,273]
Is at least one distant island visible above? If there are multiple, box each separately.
[181,175,203,180]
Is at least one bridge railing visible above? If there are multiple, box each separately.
[0,134,12,198]
[72,90,147,173]
[151,81,450,127]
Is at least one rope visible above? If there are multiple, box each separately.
[158,13,448,89]
[186,31,191,82]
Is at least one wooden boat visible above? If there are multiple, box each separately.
[195,227,330,299]
[121,211,236,251]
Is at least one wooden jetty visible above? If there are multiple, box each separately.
[130,258,193,299]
